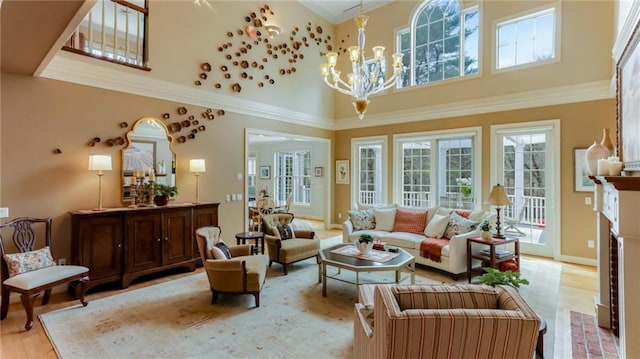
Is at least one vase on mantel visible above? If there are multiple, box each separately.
[585,130,612,176]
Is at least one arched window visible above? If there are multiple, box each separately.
[397,0,479,88]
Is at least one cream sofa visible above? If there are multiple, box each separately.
[342,204,496,278]
[353,284,541,359]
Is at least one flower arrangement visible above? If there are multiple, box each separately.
[358,234,374,244]
[457,178,472,198]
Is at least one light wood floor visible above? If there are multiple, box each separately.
[1,220,599,358]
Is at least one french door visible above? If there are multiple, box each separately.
[491,120,560,258]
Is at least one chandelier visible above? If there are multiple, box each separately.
[320,5,403,120]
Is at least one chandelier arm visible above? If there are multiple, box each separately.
[330,69,357,94]
[323,76,353,96]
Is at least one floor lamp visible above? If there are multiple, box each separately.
[486,183,512,239]
[189,159,206,204]
[88,154,112,210]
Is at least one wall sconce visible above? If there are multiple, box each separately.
[88,154,112,210]
[264,24,281,38]
[485,183,512,239]
[189,159,206,204]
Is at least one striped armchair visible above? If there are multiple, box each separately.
[354,284,541,359]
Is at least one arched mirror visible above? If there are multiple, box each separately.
[121,117,176,204]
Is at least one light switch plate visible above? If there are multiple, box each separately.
[236,173,243,180]
[225,194,231,202]
[237,194,243,201]
[0,207,8,218]
[231,194,237,201]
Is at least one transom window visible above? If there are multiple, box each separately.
[397,0,479,88]
[496,7,556,70]
[394,129,480,210]
[64,0,149,70]
[274,151,311,205]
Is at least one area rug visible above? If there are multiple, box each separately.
[570,311,619,358]
[40,236,559,359]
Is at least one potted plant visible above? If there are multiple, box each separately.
[356,234,374,255]
[475,267,529,288]
[478,220,493,240]
[153,183,179,206]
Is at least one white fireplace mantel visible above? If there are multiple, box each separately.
[592,175,640,359]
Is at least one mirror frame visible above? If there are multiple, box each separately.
[121,117,176,204]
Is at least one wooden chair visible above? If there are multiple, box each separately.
[0,217,89,331]
[251,197,274,232]
[275,193,293,213]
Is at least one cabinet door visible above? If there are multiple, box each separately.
[73,214,124,281]
[193,203,219,259]
[162,208,193,265]
[126,212,162,272]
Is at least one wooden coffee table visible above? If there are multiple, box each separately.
[319,243,415,297]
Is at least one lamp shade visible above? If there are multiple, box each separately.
[189,159,206,173]
[486,184,512,206]
[88,154,112,171]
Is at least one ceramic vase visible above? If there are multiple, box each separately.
[482,231,492,241]
[585,141,610,176]
[601,128,614,153]
[356,241,373,255]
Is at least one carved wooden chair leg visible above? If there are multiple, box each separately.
[211,290,219,304]
[20,293,36,331]
[1,287,9,320]
[42,288,52,305]
[282,263,288,275]
[253,292,260,307]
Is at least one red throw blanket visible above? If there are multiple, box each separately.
[420,238,450,263]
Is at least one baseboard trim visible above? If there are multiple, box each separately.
[558,254,597,266]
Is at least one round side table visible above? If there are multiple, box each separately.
[235,231,265,254]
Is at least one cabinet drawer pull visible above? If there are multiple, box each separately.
[157,238,161,242]
[165,237,169,241]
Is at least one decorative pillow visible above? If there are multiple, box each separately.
[348,209,375,231]
[424,213,450,238]
[215,241,232,259]
[277,224,294,240]
[373,208,397,231]
[443,212,479,239]
[3,246,56,277]
[392,208,428,234]
[210,246,227,260]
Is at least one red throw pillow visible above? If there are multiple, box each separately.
[392,208,428,234]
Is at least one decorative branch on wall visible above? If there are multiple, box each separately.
[82,105,226,150]
[193,3,336,93]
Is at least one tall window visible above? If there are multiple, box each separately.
[397,0,479,88]
[496,8,555,70]
[274,151,311,205]
[353,137,387,206]
[247,156,256,201]
[64,0,148,69]
[395,130,479,209]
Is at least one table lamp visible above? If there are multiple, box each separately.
[88,154,112,210]
[189,159,206,204]
[485,183,512,239]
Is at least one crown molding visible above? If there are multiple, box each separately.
[332,80,615,130]
[612,0,640,63]
[39,53,335,130]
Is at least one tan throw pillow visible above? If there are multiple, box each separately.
[373,208,397,231]
[424,213,450,238]
[443,212,479,239]
[392,208,428,234]
[3,246,57,277]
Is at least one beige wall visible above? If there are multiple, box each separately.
[333,99,616,259]
[332,0,615,119]
[0,73,332,259]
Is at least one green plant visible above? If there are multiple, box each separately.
[475,267,529,288]
[478,220,493,232]
[358,234,374,244]
[154,183,179,197]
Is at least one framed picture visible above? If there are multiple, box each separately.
[123,140,156,175]
[574,148,595,192]
[259,166,271,179]
[336,160,349,184]
[314,166,323,177]
[617,18,640,171]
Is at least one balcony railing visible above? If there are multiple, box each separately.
[504,195,546,226]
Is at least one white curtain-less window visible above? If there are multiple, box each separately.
[397,0,479,88]
[396,133,477,210]
[352,137,387,206]
[274,151,311,205]
[496,8,555,69]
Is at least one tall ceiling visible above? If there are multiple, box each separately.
[297,0,394,24]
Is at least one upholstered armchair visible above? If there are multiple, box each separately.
[354,284,541,359]
[195,226,268,307]
[261,213,320,280]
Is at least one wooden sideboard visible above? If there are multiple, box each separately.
[70,202,219,292]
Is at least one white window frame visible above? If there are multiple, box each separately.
[274,150,311,206]
[396,0,481,88]
[351,136,388,207]
[393,127,482,208]
[493,3,561,73]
